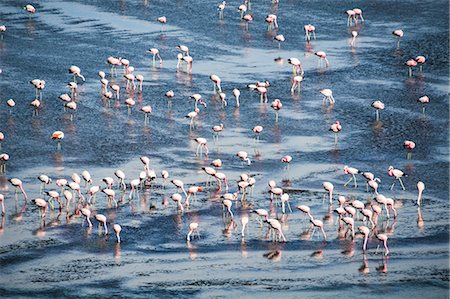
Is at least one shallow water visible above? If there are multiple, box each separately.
[0,0,449,297]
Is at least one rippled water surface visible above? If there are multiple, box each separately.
[0,0,449,297]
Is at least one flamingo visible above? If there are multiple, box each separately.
[274,34,285,48]
[323,182,334,204]
[232,88,240,107]
[415,56,426,73]
[388,166,407,190]
[243,14,253,30]
[350,30,358,47]
[417,181,425,206]
[392,29,404,47]
[320,89,335,104]
[0,153,8,173]
[222,199,234,218]
[271,99,282,123]
[310,217,327,240]
[194,138,209,157]
[281,155,292,170]
[238,4,247,19]
[330,121,342,144]
[113,224,122,243]
[315,51,329,67]
[376,234,389,256]
[353,8,364,22]
[185,109,199,128]
[404,140,415,159]
[24,4,36,14]
[217,1,226,19]
[252,125,263,142]
[210,74,222,94]
[212,124,224,141]
[236,151,251,165]
[107,56,122,76]
[171,180,188,198]
[69,65,85,83]
[346,9,357,26]
[291,75,303,95]
[344,165,360,188]
[187,222,200,241]
[38,175,52,194]
[141,105,152,125]
[81,207,92,227]
[304,24,316,41]
[287,58,304,76]
[157,16,166,30]
[371,100,385,121]
[148,48,162,65]
[33,198,48,218]
[358,226,370,252]
[267,219,287,242]
[265,14,278,30]
[10,178,28,202]
[92,214,108,236]
[417,95,429,113]
[125,98,135,114]
[406,59,417,77]
[115,170,126,191]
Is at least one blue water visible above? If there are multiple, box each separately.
[0,0,448,297]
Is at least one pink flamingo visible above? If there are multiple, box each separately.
[95,214,108,235]
[107,56,122,76]
[194,138,209,157]
[406,58,418,77]
[417,95,429,113]
[346,10,357,26]
[291,75,303,95]
[320,89,335,104]
[376,234,389,256]
[344,165,360,188]
[310,217,327,240]
[210,74,222,94]
[141,105,152,125]
[304,24,316,41]
[148,48,162,65]
[287,58,304,76]
[281,155,292,171]
[267,219,287,242]
[238,4,247,19]
[415,56,426,73]
[232,88,240,107]
[243,14,252,30]
[392,29,403,47]
[69,65,85,83]
[182,55,193,73]
[0,154,8,173]
[265,14,278,31]
[51,131,64,150]
[350,30,358,47]
[271,99,282,123]
[218,1,226,19]
[135,74,143,92]
[404,140,415,159]
[157,16,166,30]
[417,181,425,206]
[371,100,385,121]
[358,226,370,252]
[274,34,285,48]
[113,224,122,243]
[315,51,329,67]
[388,166,407,190]
[353,8,364,22]
[236,151,251,165]
[323,182,334,204]
[24,4,36,14]
[252,125,263,142]
[187,222,200,241]
[329,121,342,144]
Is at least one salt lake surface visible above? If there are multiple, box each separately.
[0,0,449,298]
